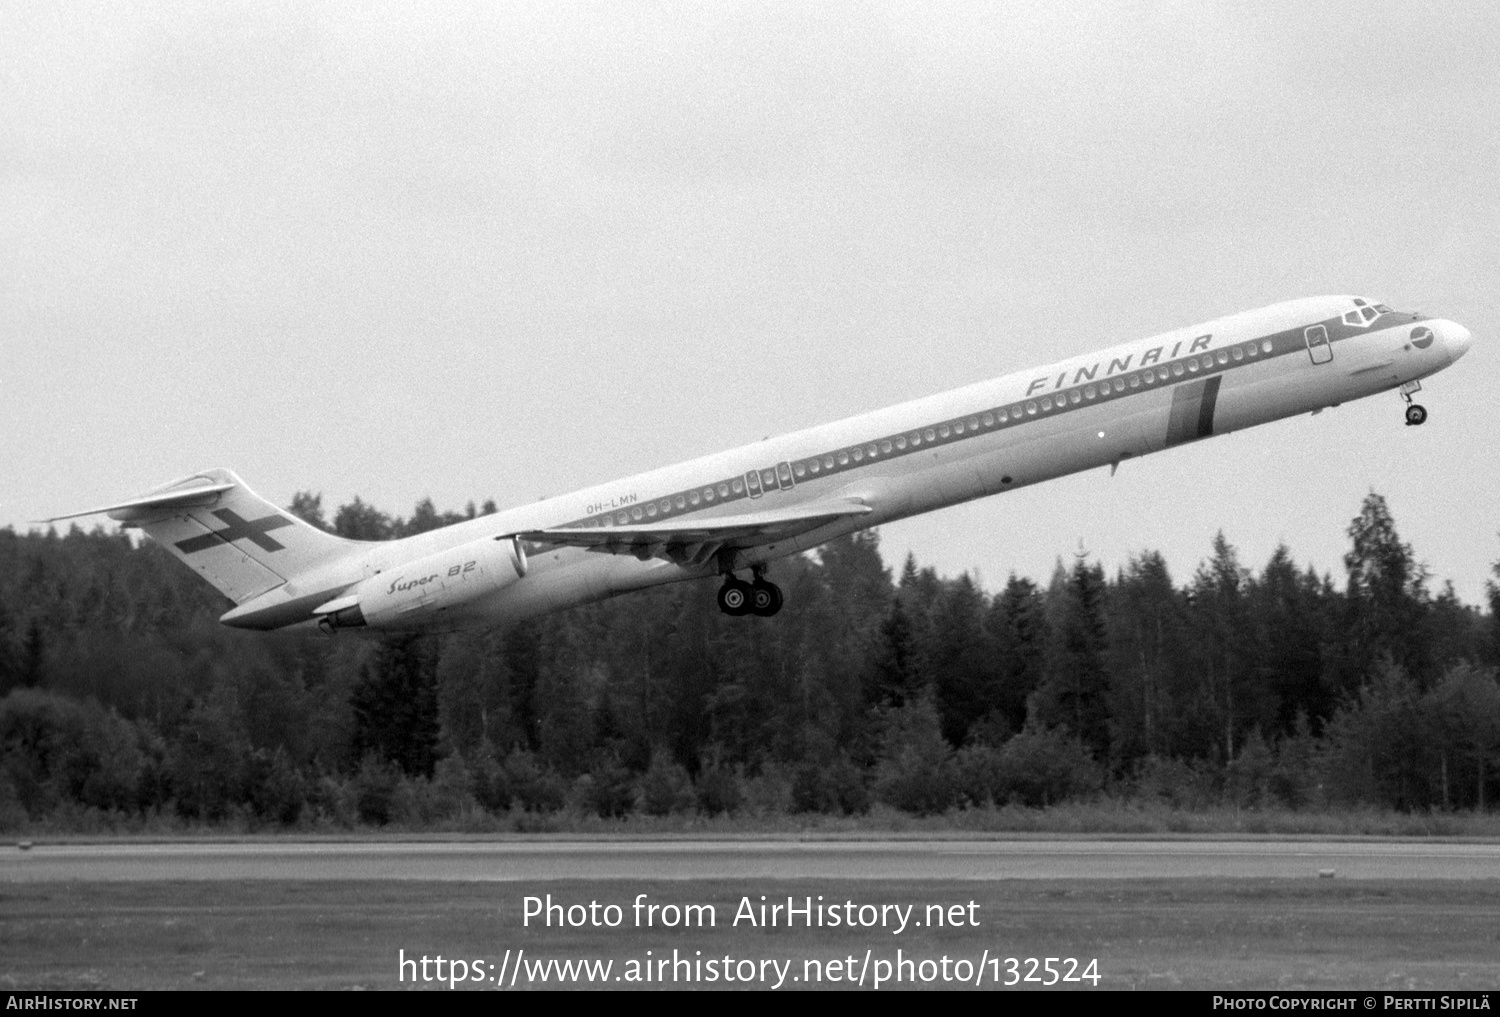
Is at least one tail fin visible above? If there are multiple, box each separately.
[47,469,361,604]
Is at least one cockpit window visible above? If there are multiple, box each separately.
[1343,297,1387,327]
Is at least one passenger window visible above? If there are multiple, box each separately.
[982,413,994,427]
[1232,347,1243,361]
[794,463,806,478]
[1026,401,1037,415]
[690,491,702,505]
[880,440,892,453]
[1172,363,1185,377]
[1040,398,1052,411]
[852,448,863,462]
[732,479,744,493]
[1069,390,1081,404]
[1130,374,1141,388]
[1261,340,1273,353]
[895,436,907,450]
[968,416,979,430]
[938,424,951,437]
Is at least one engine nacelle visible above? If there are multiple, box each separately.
[328,535,528,630]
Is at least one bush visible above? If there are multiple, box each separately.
[695,763,742,816]
[430,754,480,821]
[873,698,956,815]
[738,763,793,817]
[636,750,695,816]
[954,743,1007,807]
[792,757,870,815]
[246,747,307,826]
[994,724,1102,807]
[471,754,513,813]
[577,757,635,818]
[1129,754,1219,810]
[503,749,567,813]
[353,755,398,825]
[0,689,147,819]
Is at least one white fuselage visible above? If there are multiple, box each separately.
[224,295,1473,632]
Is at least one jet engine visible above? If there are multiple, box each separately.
[316,535,528,631]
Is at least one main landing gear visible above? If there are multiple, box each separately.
[717,568,784,617]
[1401,382,1427,426]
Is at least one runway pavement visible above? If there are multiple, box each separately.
[5,837,1499,882]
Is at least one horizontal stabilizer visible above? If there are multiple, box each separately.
[518,498,872,567]
[36,482,237,524]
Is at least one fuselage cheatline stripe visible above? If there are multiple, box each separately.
[563,312,1415,533]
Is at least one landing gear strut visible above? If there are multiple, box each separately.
[1401,382,1427,427]
[718,567,783,617]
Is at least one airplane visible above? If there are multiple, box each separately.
[41,295,1473,634]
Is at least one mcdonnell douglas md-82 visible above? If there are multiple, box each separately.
[43,296,1474,633]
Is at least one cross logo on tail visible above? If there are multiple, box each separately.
[175,509,295,554]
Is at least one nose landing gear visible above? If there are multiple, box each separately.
[717,567,783,617]
[1400,382,1427,426]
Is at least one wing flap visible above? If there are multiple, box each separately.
[518,498,872,566]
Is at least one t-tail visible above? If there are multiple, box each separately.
[40,468,360,604]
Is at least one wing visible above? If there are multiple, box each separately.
[517,498,873,568]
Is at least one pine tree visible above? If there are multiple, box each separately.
[1029,554,1110,760]
[985,574,1049,737]
[350,636,440,777]
[1343,492,1430,688]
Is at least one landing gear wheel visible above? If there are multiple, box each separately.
[1405,403,1427,426]
[750,580,784,617]
[717,578,752,616]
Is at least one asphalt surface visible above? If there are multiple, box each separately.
[5,837,1499,882]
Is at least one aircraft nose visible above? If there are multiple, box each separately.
[1446,321,1473,363]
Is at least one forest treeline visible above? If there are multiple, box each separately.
[2,489,1498,831]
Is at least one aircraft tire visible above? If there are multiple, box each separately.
[718,579,752,616]
[750,580,783,617]
[1406,403,1428,426]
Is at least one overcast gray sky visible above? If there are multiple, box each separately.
[3,1,1497,602]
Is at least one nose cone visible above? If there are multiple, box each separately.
[1445,321,1474,364]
